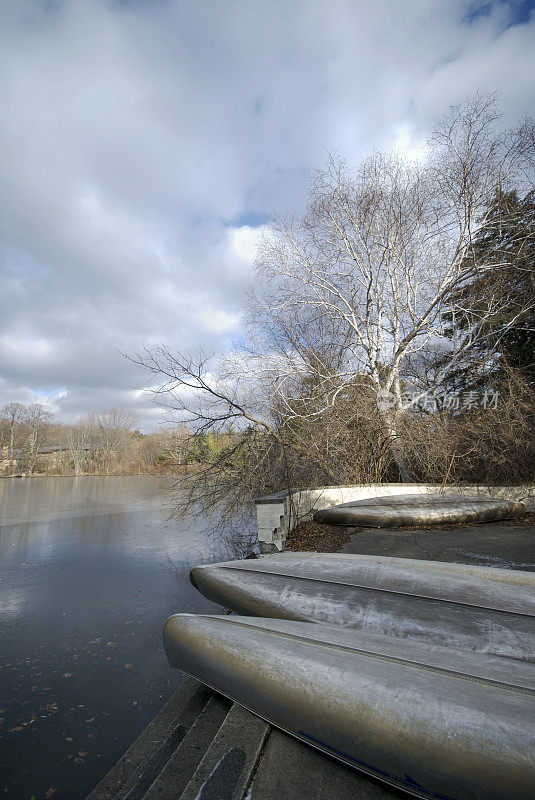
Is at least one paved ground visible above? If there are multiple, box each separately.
[340,521,535,570]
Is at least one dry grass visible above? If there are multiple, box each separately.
[285,520,356,552]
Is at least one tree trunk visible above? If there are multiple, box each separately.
[381,409,411,483]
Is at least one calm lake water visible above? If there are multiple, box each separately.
[0,476,233,800]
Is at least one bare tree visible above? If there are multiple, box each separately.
[87,407,139,474]
[21,404,53,475]
[131,95,534,526]
[251,95,534,477]
[0,402,27,462]
[156,425,192,466]
[66,419,91,475]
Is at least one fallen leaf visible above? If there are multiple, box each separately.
[62,673,74,678]
[124,663,133,670]
[45,787,57,798]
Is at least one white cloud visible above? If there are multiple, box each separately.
[195,308,241,335]
[227,226,265,268]
[390,122,429,163]
[0,0,533,429]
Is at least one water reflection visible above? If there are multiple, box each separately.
[0,476,232,800]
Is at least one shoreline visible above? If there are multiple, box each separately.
[0,469,188,479]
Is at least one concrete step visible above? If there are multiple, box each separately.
[86,678,213,800]
[177,703,269,800]
[143,693,233,800]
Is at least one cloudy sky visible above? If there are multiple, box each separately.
[0,0,534,431]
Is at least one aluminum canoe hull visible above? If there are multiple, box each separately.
[190,553,535,661]
[164,614,535,800]
[312,493,525,527]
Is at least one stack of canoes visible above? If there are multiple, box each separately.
[163,495,535,800]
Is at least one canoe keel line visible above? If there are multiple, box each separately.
[164,614,535,800]
[189,553,535,661]
[297,731,456,800]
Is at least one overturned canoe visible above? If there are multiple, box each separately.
[164,613,535,800]
[190,553,535,660]
[312,493,525,527]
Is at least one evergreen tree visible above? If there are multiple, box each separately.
[442,189,535,390]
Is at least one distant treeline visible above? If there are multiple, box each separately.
[0,403,232,476]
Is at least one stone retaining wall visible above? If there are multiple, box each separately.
[254,484,535,552]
